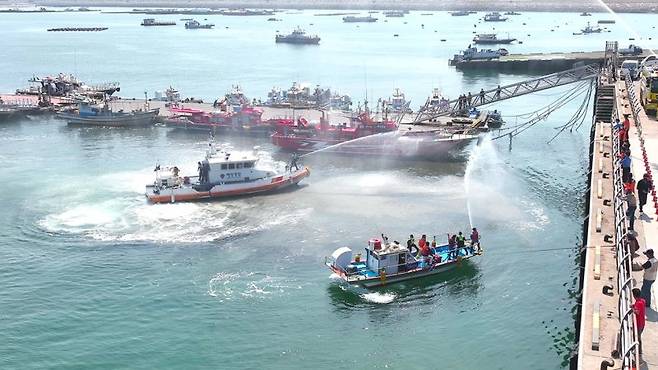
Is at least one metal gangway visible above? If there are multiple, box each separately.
[414,63,601,123]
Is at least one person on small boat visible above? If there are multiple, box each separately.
[419,235,431,257]
[407,234,416,252]
[456,232,466,254]
[447,234,457,259]
[197,161,203,179]
[470,227,480,253]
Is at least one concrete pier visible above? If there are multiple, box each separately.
[577,72,657,369]
[452,51,653,73]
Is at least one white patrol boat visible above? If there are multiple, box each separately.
[326,236,481,288]
[145,141,310,203]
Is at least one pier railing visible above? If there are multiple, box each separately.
[610,80,640,369]
[414,63,599,123]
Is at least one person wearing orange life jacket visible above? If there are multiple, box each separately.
[419,235,430,257]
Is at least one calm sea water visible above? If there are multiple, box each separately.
[0,8,650,370]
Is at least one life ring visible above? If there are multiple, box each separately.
[409,245,419,256]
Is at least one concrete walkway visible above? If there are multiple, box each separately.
[618,80,658,369]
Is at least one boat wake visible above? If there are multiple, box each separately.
[361,291,397,304]
[208,271,299,302]
[37,166,311,243]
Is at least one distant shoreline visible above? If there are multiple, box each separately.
[21,1,658,14]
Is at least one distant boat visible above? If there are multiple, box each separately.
[140,18,176,26]
[580,12,592,16]
[598,19,616,24]
[483,12,508,22]
[57,101,159,127]
[450,11,473,16]
[503,11,521,15]
[219,9,275,16]
[581,22,602,34]
[383,11,404,17]
[275,27,320,44]
[473,33,516,44]
[343,15,378,23]
[449,46,509,65]
[185,19,214,29]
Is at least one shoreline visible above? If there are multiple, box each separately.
[20,1,658,14]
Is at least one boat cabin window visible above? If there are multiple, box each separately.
[221,164,228,170]
[236,163,243,169]
[228,163,235,169]
[244,162,253,168]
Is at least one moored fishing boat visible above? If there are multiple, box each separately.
[165,105,268,134]
[473,33,516,44]
[483,12,508,22]
[271,110,398,152]
[57,101,159,127]
[185,19,214,29]
[326,236,482,288]
[275,27,320,45]
[343,15,377,23]
[145,141,310,203]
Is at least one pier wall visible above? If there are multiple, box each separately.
[576,74,642,369]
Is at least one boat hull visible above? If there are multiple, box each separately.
[272,131,477,159]
[58,109,159,127]
[166,117,272,135]
[145,167,310,203]
[329,253,479,288]
[473,39,516,44]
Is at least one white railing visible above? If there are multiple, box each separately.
[610,75,641,368]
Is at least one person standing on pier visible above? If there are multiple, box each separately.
[495,85,501,99]
[632,288,646,355]
[637,173,653,213]
[623,189,638,230]
[623,114,631,132]
[467,92,472,108]
[640,249,657,308]
[479,88,485,104]
[621,152,632,183]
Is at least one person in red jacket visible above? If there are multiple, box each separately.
[633,288,646,355]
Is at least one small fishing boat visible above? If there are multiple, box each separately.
[343,15,377,23]
[581,22,602,34]
[145,141,310,203]
[326,236,482,288]
[384,88,412,113]
[141,18,176,26]
[185,19,214,29]
[483,12,508,22]
[473,33,516,44]
[57,101,159,127]
[275,27,320,44]
[580,12,592,16]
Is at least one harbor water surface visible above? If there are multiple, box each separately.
[0,8,648,369]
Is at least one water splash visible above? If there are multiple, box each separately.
[361,292,396,304]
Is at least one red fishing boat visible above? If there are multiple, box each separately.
[165,105,269,134]
[271,111,398,152]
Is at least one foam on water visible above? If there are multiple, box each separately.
[208,272,294,302]
[361,292,397,304]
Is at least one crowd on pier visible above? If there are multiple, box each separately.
[615,113,657,356]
